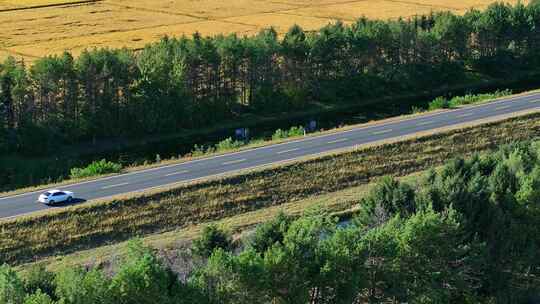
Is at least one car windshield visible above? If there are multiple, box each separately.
[43,192,51,196]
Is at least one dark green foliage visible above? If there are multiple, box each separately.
[247,212,292,253]
[356,176,416,228]
[0,264,25,304]
[110,240,184,304]
[1,2,540,161]
[192,225,234,258]
[22,264,55,299]
[413,142,540,301]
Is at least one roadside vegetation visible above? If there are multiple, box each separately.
[1,112,539,265]
[69,159,122,179]
[2,139,540,303]
[191,125,305,157]
[2,1,540,191]
[427,89,512,110]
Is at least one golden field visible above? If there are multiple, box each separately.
[0,0,528,62]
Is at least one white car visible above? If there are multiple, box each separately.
[37,190,74,205]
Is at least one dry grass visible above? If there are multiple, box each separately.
[281,0,442,21]
[0,0,528,62]
[14,178,377,272]
[2,111,540,265]
[0,0,91,10]
[17,170,429,273]
[109,0,298,19]
[1,3,198,47]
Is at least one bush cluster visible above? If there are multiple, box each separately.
[271,126,305,140]
[69,159,122,179]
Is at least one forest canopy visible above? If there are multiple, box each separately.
[2,1,540,156]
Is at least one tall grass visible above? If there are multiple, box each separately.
[1,112,540,265]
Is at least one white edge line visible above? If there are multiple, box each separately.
[2,92,540,201]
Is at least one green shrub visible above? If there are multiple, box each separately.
[69,159,122,179]
[272,126,305,141]
[428,96,450,110]
[0,264,25,304]
[288,126,305,137]
[248,211,292,253]
[272,129,288,140]
[22,265,55,298]
[23,290,54,304]
[215,137,244,152]
[190,144,206,157]
[192,225,233,258]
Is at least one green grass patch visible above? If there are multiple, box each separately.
[69,159,122,179]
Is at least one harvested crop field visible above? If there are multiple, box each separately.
[0,0,528,62]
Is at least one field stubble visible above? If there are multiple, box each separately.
[1,111,540,265]
[0,0,528,62]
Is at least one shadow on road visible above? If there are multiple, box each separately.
[47,198,87,208]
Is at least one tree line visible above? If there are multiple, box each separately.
[1,1,540,156]
[2,140,539,303]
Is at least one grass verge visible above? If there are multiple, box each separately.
[2,111,540,265]
[14,171,427,273]
[14,184,368,273]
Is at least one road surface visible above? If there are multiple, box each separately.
[2,92,540,219]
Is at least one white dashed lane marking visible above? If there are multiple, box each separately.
[456,112,473,118]
[372,129,392,135]
[102,182,129,190]
[276,148,300,154]
[165,170,190,177]
[222,159,247,165]
[416,120,434,126]
[327,138,348,144]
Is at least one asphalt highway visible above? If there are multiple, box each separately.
[2,92,540,219]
